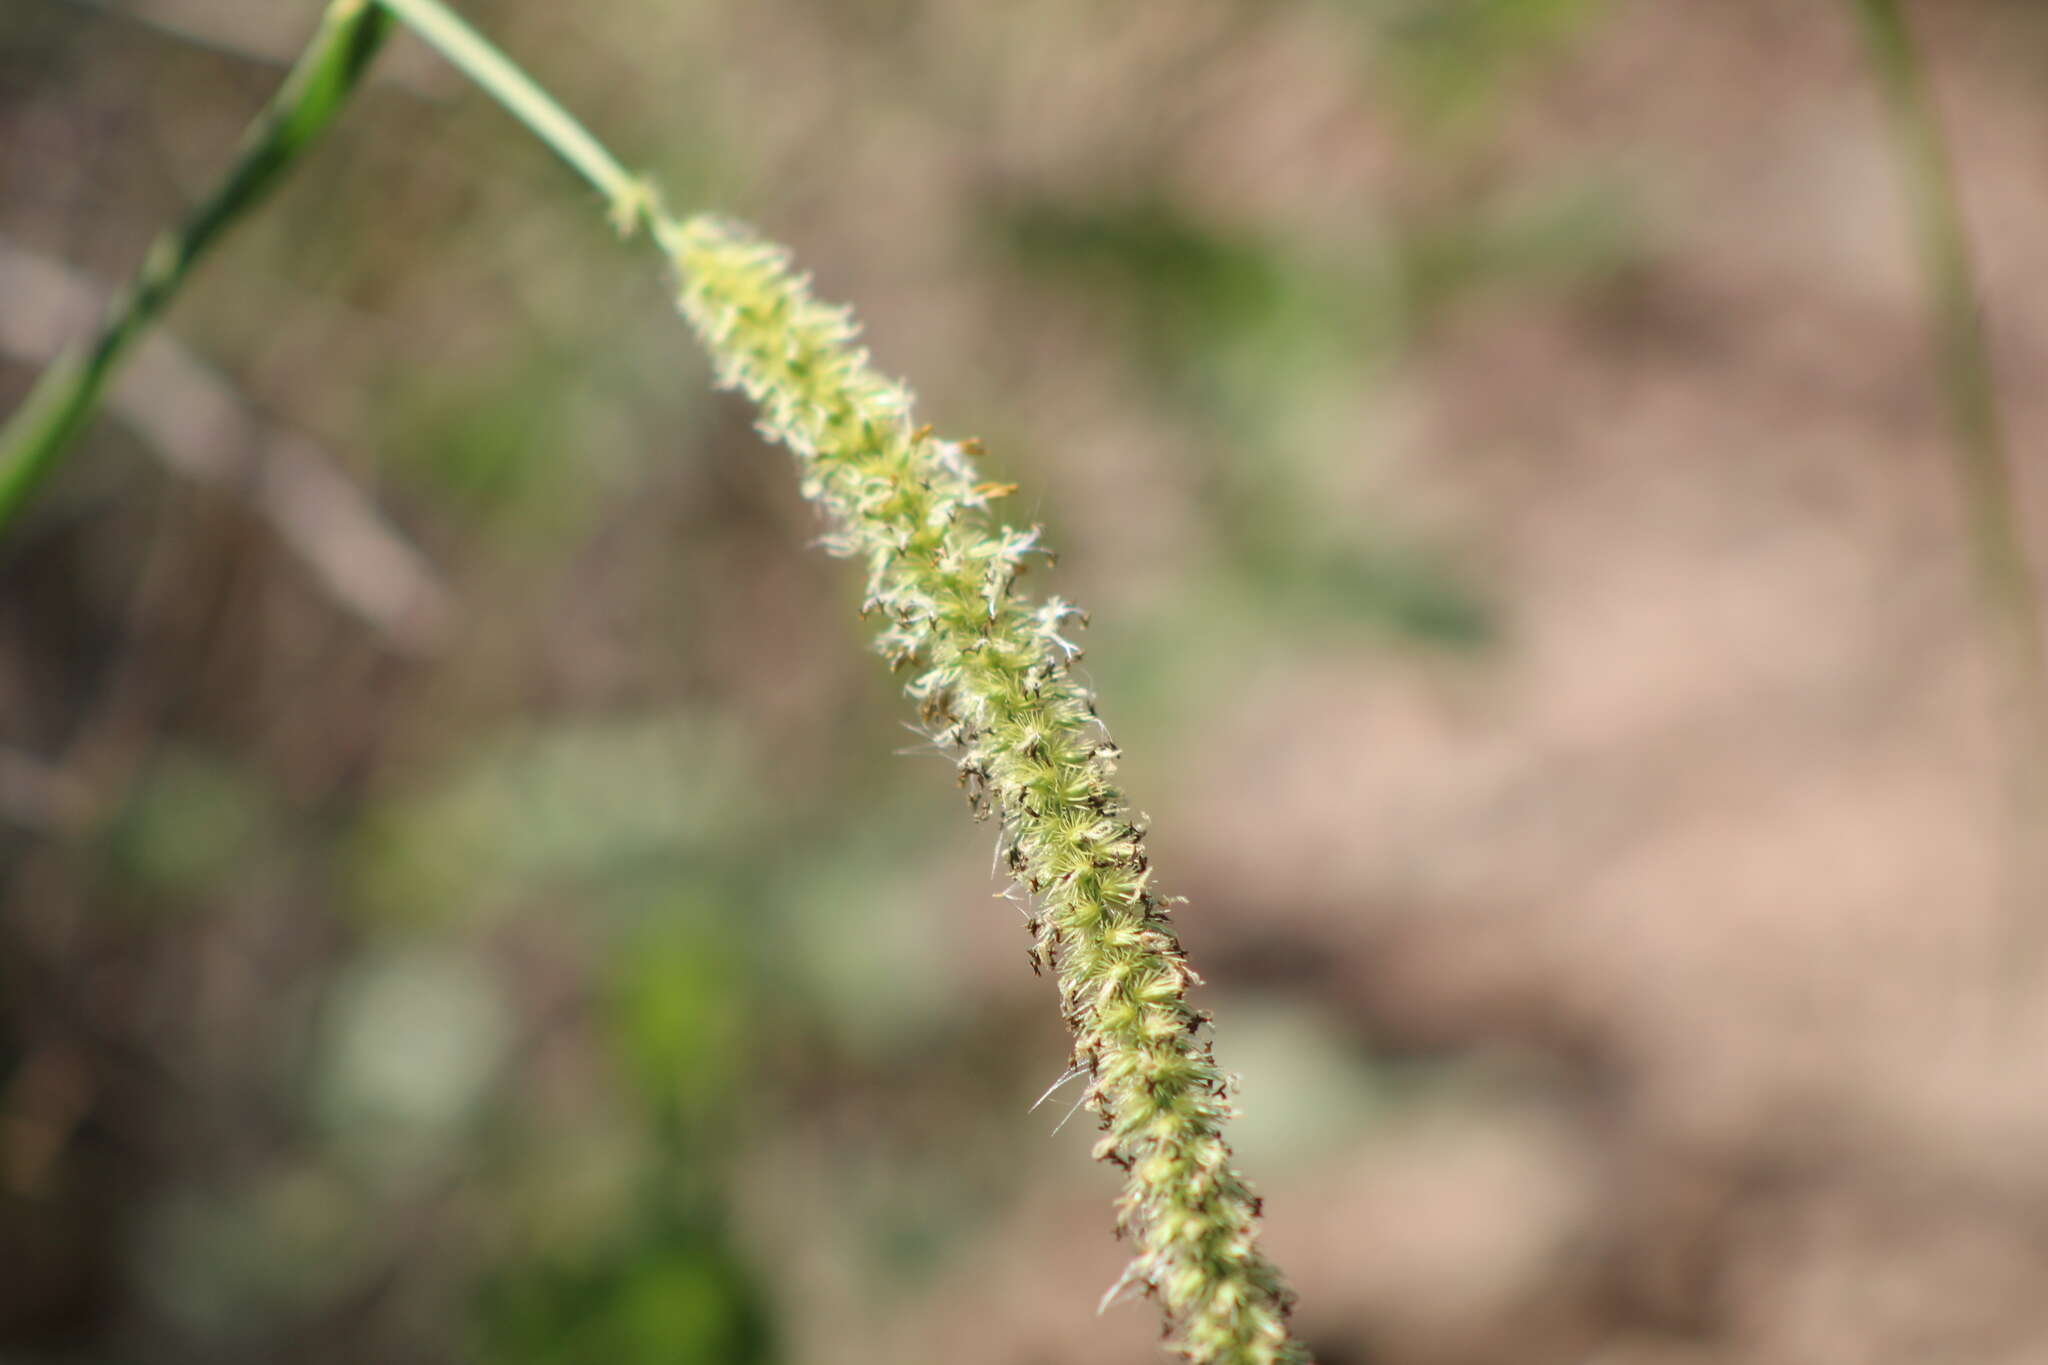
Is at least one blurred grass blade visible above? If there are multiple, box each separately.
[1853,0,2048,951]
[0,0,392,533]
[1853,0,2046,696]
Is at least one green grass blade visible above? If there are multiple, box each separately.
[0,0,392,533]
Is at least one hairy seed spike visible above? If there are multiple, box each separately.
[663,214,1308,1365]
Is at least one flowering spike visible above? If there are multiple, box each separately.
[659,214,1309,1365]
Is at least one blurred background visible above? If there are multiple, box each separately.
[7,1,2048,1361]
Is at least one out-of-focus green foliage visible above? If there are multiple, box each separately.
[112,748,272,899]
[476,1213,773,1365]
[996,184,1633,652]
[1341,0,1603,124]
[350,716,760,924]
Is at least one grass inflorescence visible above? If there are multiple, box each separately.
[659,214,1310,1363]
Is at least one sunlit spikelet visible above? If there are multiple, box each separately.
[657,213,1309,1365]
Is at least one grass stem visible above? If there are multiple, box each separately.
[0,0,391,532]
